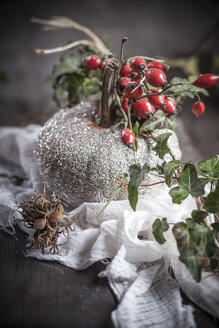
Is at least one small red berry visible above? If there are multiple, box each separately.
[147,90,165,108]
[123,82,144,100]
[145,68,167,87]
[192,74,219,89]
[121,128,135,148]
[163,97,177,115]
[121,96,129,113]
[130,56,147,73]
[148,61,169,72]
[192,101,205,117]
[120,63,131,77]
[131,98,155,119]
[130,72,144,84]
[84,55,102,70]
[118,77,131,92]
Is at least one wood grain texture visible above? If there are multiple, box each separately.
[0,225,218,328]
[0,229,115,328]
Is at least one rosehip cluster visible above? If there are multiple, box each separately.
[83,50,219,148]
[119,58,171,111]
[116,56,174,147]
[117,56,172,127]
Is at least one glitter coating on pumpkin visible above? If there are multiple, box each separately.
[35,102,181,208]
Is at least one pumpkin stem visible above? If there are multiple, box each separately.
[97,57,119,128]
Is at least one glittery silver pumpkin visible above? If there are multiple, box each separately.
[35,101,181,207]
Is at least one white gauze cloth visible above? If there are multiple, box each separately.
[0,125,218,328]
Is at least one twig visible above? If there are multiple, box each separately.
[140,180,165,187]
[32,16,111,55]
[35,40,97,55]
[96,176,127,219]
[148,172,165,179]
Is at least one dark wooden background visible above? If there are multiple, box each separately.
[0,0,219,327]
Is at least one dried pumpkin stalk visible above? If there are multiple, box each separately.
[17,183,75,254]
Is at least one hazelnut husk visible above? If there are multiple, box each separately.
[17,183,75,254]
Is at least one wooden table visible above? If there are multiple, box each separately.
[0,223,218,328]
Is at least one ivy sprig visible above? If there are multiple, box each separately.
[127,132,219,282]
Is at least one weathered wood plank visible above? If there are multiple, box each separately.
[0,229,115,328]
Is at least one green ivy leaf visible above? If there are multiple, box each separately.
[198,155,219,179]
[169,164,208,204]
[67,73,85,103]
[163,160,180,187]
[172,224,201,281]
[152,132,172,159]
[169,186,189,204]
[204,183,219,213]
[186,219,210,256]
[152,218,169,244]
[53,54,81,81]
[172,222,190,252]
[128,184,138,211]
[81,77,100,97]
[129,163,150,187]
[128,163,150,211]
[179,251,201,282]
[139,111,176,133]
[178,163,208,197]
[191,210,208,223]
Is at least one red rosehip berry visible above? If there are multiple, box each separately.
[163,97,177,115]
[130,72,144,84]
[131,98,155,119]
[147,90,165,108]
[192,101,205,117]
[118,77,131,92]
[192,74,219,89]
[148,61,169,72]
[130,56,147,73]
[123,82,144,100]
[84,55,102,70]
[145,68,167,87]
[121,96,129,113]
[120,63,131,77]
[121,128,135,148]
